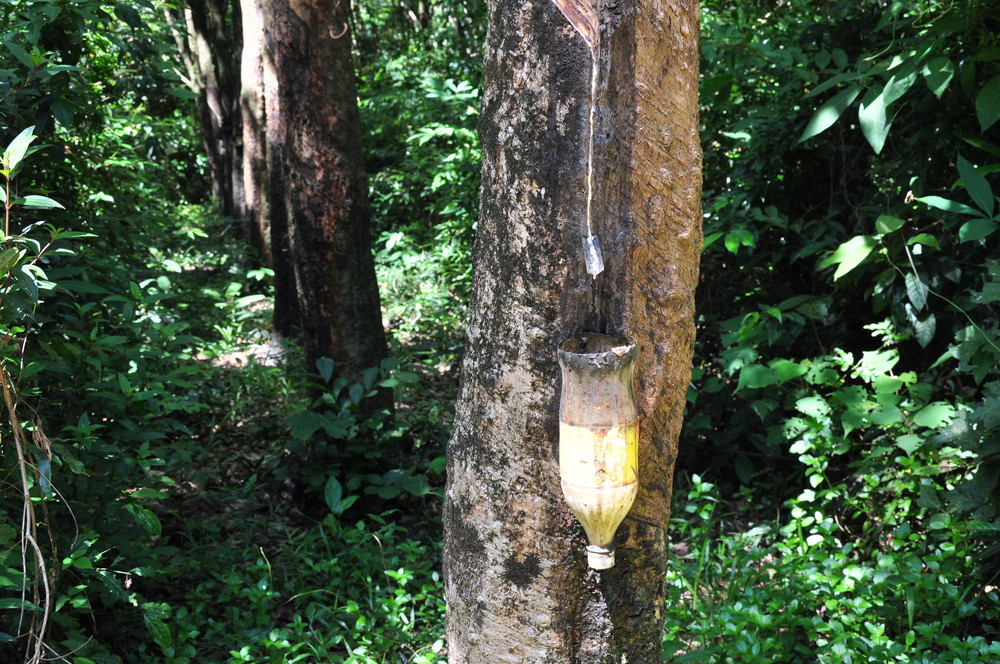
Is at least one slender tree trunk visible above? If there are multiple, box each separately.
[170,0,243,220]
[262,0,388,381]
[443,0,701,661]
[240,0,271,265]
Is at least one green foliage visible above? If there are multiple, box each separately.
[665,476,1000,663]
[355,0,482,348]
[685,0,1000,658]
[136,513,445,664]
[281,356,436,508]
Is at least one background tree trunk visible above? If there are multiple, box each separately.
[169,0,244,220]
[442,0,701,661]
[261,0,388,381]
[240,0,271,265]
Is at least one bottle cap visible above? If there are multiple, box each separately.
[586,544,615,569]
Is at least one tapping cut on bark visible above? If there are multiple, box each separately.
[551,0,599,51]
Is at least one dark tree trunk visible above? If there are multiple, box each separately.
[442,0,702,661]
[261,0,388,382]
[170,0,244,220]
[240,0,271,265]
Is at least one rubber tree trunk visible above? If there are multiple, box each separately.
[169,0,244,221]
[442,0,701,661]
[239,0,271,265]
[261,0,388,382]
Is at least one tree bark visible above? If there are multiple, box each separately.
[262,0,388,381]
[442,0,701,661]
[169,0,243,220]
[240,0,271,265]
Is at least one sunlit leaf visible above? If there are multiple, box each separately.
[19,194,64,210]
[913,401,956,428]
[869,405,903,425]
[859,87,889,154]
[819,235,877,280]
[907,233,940,249]
[799,86,861,143]
[915,195,978,216]
[3,126,35,171]
[769,358,808,382]
[875,214,905,234]
[895,434,922,454]
[921,56,955,98]
[795,395,831,420]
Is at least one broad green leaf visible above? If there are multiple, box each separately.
[958,218,997,242]
[142,603,172,652]
[875,214,905,234]
[906,306,936,348]
[769,358,808,382]
[0,247,23,274]
[287,411,327,440]
[928,513,951,530]
[723,228,754,254]
[51,230,96,240]
[904,272,928,310]
[819,235,877,280]
[854,348,899,380]
[977,75,1000,132]
[703,231,724,249]
[325,475,345,513]
[315,357,334,383]
[907,233,940,249]
[3,127,35,171]
[859,87,889,154]
[795,395,830,420]
[813,49,831,69]
[737,364,775,390]
[799,86,861,143]
[922,56,955,98]
[832,48,848,69]
[915,195,979,215]
[913,401,956,428]
[362,366,380,390]
[956,154,994,217]
[125,503,162,537]
[895,434,922,454]
[19,194,63,210]
[869,405,903,425]
[167,86,200,100]
[883,71,917,106]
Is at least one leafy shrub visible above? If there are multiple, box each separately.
[665,475,1000,663]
